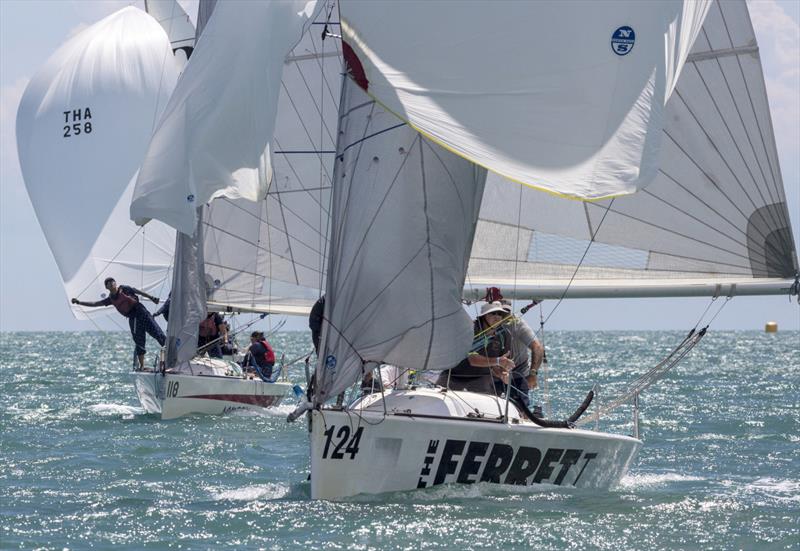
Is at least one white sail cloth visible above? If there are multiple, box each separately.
[16,7,178,318]
[130,0,321,235]
[339,0,710,200]
[468,0,798,294]
[314,79,487,404]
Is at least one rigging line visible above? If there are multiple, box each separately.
[693,296,718,330]
[274,179,301,286]
[215,197,327,252]
[340,123,407,157]
[291,50,337,146]
[717,9,785,209]
[318,9,327,298]
[205,206,232,306]
[267,185,332,195]
[309,2,341,108]
[140,226,145,290]
[201,226,323,276]
[541,199,616,327]
[706,295,732,326]
[419,140,436,371]
[335,134,420,296]
[272,137,331,215]
[74,226,145,299]
[316,75,346,296]
[148,0,177,134]
[279,81,335,185]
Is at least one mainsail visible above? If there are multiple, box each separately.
[467,0,798,299]
[16,7,179,319]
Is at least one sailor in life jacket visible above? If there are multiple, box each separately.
[436,301,514,394]
[71,277,165,371]
[244,331,276,380]
[198,312,228,358]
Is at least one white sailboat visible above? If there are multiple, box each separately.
[128,0,797,497]
[16,2,298,419]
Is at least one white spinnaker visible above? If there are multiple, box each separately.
[339,0,709,200]
[314,79,487,405]
[468,0,798,296]
[130,0,322,235]
[16,7,178,319]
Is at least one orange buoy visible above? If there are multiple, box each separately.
[765,321,778,333]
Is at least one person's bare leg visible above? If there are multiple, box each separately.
[138,354,145,371]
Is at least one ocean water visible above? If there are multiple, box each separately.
[1,330,798,550]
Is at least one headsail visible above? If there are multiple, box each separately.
[130,0,322,235]
[314,78,487,404]
[338,0,710,199]
[16,7,179,318]
[467,0,798,299]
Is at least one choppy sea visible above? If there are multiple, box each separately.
[1,330,798,550]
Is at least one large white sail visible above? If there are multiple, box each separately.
[468,0,798,299]
[314,78,487,404]
[338,0,710,200]
[130,0,322,235]
[16,7,179,318]
[201,5,341,315]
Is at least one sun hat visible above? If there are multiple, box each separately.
[480,301,506,317]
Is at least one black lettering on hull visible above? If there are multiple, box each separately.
[420,439,600,489]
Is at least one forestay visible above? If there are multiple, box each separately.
[16,7,178,319]
[314,78,487,404]
[467,0,798,299]
[338,0,710,200]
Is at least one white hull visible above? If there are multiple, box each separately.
[309,388,641,499]
[131,360,294,420]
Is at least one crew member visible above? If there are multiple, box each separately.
[437,302,514,394]
[498,301,544,407]
[198,311,227,358]
[244,331,276,380]
[72,277,164,370]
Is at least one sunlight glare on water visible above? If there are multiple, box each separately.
[1,330,798,550]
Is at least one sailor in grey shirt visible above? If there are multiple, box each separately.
[499,302,544,407]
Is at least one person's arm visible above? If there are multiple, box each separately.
[218,321,228,344]
[128,286,160,304]
[71,297,110,308]
[467,352,513,382]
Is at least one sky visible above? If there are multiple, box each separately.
[1,0,799,333]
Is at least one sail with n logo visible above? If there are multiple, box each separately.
[126,0,796,496]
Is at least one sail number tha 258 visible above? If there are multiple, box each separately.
[63,107,92,138]
[321,425,364,460]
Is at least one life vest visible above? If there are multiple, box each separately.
[256,339,275,366]
[199,315,219,338]
[109,289,138,316]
